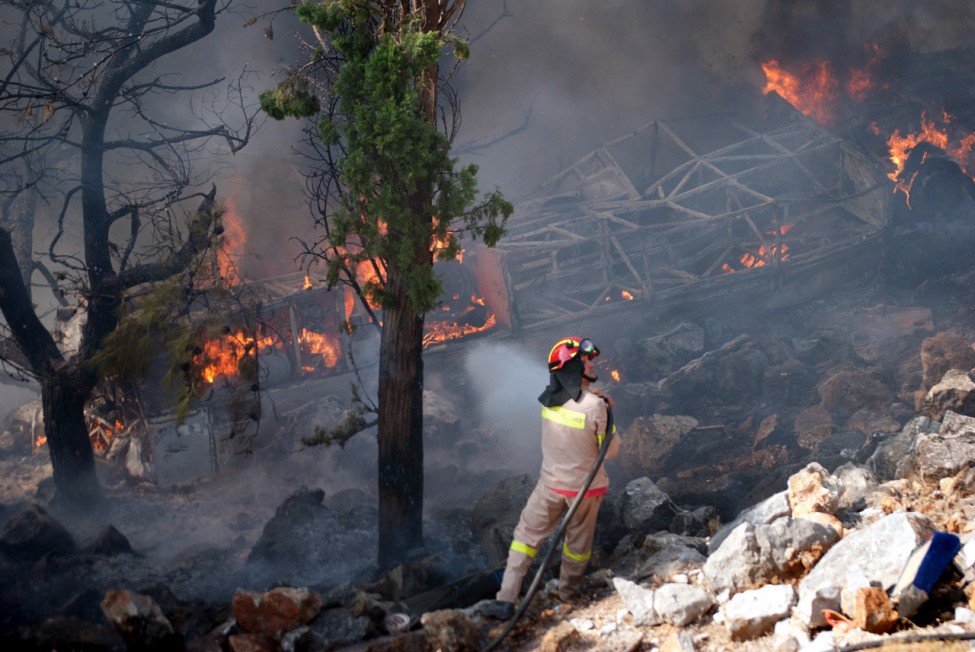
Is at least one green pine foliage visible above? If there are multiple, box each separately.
[91,205,260,422]
[262,0,512,316]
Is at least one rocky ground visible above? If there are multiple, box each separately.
[3,255,975,650]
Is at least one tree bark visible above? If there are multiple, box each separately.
[377,267,425,569]
[41,370,101,509]
[374,1,445,570]
[0,227,101,508]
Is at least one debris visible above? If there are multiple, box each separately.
[891,531,961,617]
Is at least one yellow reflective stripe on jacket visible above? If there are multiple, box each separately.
[596,424,618,447]
[510,540,537,558]
[562,541,591,562]
[541,406,586,430]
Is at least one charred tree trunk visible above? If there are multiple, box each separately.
[0,190,36,300]
[377,266,425,569]
[41,370,100,508]
[0,227,102,508]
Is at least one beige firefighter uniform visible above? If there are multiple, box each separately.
[496,387,619,603]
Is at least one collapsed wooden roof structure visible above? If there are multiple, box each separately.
[496,111,891,332]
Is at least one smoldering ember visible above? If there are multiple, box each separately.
[7,9,975,652]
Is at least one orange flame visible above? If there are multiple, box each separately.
[197,329,279,384]
[423,295,496,347]
[298,328,341,369]
[740,242,790,268]
[611,369,621,382]
[761,45,886,125]
[886,112,948,185]
[431,218,461,263]
[723,225,794,272]
[883,110,975,200]
[36,417,126,453]
[762,59,839,125]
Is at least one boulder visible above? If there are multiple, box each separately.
[539,620,578,652]
[635,321,706,378]
[101,588,181,651]
[915,412,975,480]
[0,503,76,560]
[87,525,136,557]
[794,404,835,451]
[660,335,772,404]
[307,607,374,649]
[762,358,816,406]
[920,332,975,392]
[231,587,322,639]
[704,518,839,595]
[787,462,842,532]
[846,409,902,436]
[922,369,975,421]
[609,532,707,581]
[794,511,934,627]
[420,609,483,652]
[247,486,371,588]
[866,416,938,481]
[719,584,796,640]
[833,463,878,512]
[470,474,535,565]
[617,477,680,535]
[708,491,790,553]
[613,578,712,627]
[248,487,328,564]
[618,414,698,478]
[817,371,889,420]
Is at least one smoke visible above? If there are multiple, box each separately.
[451,0,975,199]
[463,342,547,474]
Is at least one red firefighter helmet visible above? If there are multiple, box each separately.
[547,337,600,371]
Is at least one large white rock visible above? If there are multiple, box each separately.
[612,578,712,627]
[720,584,796,640]
[704,517,838,595]
[795,511,933,627]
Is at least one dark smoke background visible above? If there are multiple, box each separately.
[160,0,975,280]
[450,0,975,200]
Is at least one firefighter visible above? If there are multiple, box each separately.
[496,336,619,608]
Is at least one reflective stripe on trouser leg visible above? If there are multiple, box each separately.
[496,481,566,603]
[559,494,603,601]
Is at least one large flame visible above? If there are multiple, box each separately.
[881,110,975,200]
[762,59,840,125]
[196,325,345,384]
[761,45,887,126]
[298,327,341,369]
[197,329,280,384]
[338,225,498,346]
[423,295,496,347]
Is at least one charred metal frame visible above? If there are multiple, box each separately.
[498,115,890,331]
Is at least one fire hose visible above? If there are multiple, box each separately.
[481,404,615,652]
